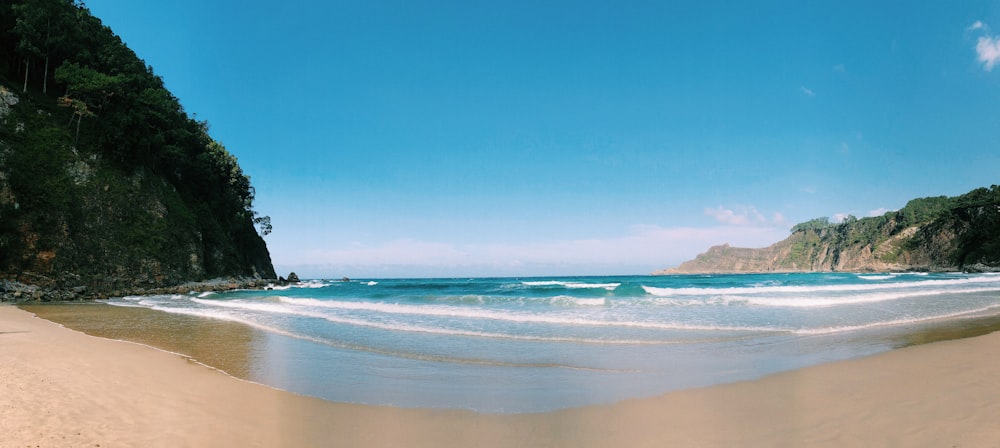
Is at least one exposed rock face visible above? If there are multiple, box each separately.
[1,3,278,301]
[657,188,1000,275]
[658,232,915,275]
[0,85,18,119]
[0,277,271,302]
[0,81,275,301]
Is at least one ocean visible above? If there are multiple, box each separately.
[107,272,1000,413]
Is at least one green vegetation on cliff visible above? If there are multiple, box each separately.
[0,0,275,297]
[660,186,1000,274]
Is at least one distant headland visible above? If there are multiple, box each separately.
[657,186,1000,275]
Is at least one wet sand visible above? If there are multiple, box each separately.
[3,303,1000,447]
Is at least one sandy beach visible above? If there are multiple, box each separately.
[2,304,1000,447]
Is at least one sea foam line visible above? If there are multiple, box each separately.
[641,275,1000,297]
[740,287,1000,308]
[793,303,1000,335]
[429,294,607,307]
[193,298,702,345]
[277,297,783,333]
[522,281,621,290]
[113,300,616,370]
[524,287,1000,308]
[857,274,897,281]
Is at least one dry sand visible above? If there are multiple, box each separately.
[2,304,1000,447]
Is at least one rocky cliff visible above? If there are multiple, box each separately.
[657,187,1000,274]
[0,1,275,300]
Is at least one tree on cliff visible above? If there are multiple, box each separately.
[666,186,1000,274]
[0,0,276,287]
[11,0,76,94]
[791,217,833,233]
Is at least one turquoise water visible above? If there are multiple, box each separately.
[109,273,1000,412]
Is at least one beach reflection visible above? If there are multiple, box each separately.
[891,314,1000,348]
[21,303,261,379]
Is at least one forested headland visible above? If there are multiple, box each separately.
[659,186,1000,274]
[0,0,275,300]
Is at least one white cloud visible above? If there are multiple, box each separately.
[704,205,789,228]
[832,213,851,223]
[868,207,891,217]
[970,21,1000,71]
[800,86,815,97]
[705,206,751,226]
[976,35,1000,71]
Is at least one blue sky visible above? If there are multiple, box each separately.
[85,0,1000,278]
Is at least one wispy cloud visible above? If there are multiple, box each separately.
[970,21,1000,71]
[868,207,891,217]
[274,224,791,277]
[704,205,787,228]
[977,36,1000,71]
[772,212,788,226]
[800,86,815,97]
[705,206,756,226]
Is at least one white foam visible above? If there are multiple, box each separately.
[263,280,330,291]
[522,281,565,286]
[104,301,146,309]
[549,296,606,307]
[795,303,1000,335]
[117,304,294,337]
[116,298,707,346]
[197,291,216,298]
[188,298,687,345]
[625,286,1000,309]
[367,281,378,286]
[192,298,305,314]
[523,281,620,290]
[277,297,780,333]
[641,275,1000,297]
[610,296,740,308]
[295,280,330,289]
[857,274,897,281]
[105,302,613,369]
[742,287,1000,308]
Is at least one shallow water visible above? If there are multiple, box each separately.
[27,272,1000,413]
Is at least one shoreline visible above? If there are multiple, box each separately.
[0,276,275,302]
[3,304,1000,446]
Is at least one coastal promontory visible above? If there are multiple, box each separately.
[658,186,1000,274]
[0,1,275,300]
